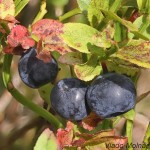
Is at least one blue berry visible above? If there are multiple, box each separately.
[50,78,89,121]
[18,48,58,88]
[86,73,136,118]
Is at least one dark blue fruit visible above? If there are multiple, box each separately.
[50,78,89,121]
[86,73,136,118]
[18,48,58,88]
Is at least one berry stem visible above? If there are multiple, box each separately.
[59,8,82,22]
[101,61,108,74]
[2,54,64,129]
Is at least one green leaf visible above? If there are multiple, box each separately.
[143,124,150,150]
[0,0,15,19]
[59,8,82,22]
[114,22,127,42]
[114,22,122,42]
[48,0,69,6]
[74,55,102,81]
[101,9,149,40]
[137,0,150,14]
[55,63,72,82]
[123,109,135,121]
[114,40,150,68]
[14,0,29,16]
[59,52,83,65]
[106,58,139,77]
[128,15,150,39]
[96,0,123,30]
[109,0,122,12]
[32,0,47,24]
[38,83,53,105]
[123,0,138,7]
[34,128,59,150]
[62,23,111,53]
[77,0,91,11]
[87,0,109,28]
[126,120,134,150]
[87,43,106,57]
[123,110,135,150]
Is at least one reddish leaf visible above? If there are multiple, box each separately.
[7,25,34,47]
[3,45,25,55]
[56,121,74,149]
[0,17,18,34]
[72,138,86,147]
[0,25,5,33]
[84,135,127,147]
[31,19,72,55]
[76,132,94,140]
[79,112,103,131]
[36,50,52,63]
[43,35,72,54]
[31,19,63,40]
[4,25,35,55]
[36,39,43,54]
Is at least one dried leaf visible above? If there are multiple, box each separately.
[80,112,102,131]
[83,130,115,146]
[36,50,52,63]
[72,138,86,147]
[57,121,74,149]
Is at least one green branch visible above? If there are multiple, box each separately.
[2,54,64,129]
[59,8,82,22]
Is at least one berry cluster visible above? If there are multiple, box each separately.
[18,48,136,121]
[51,74,136,121]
